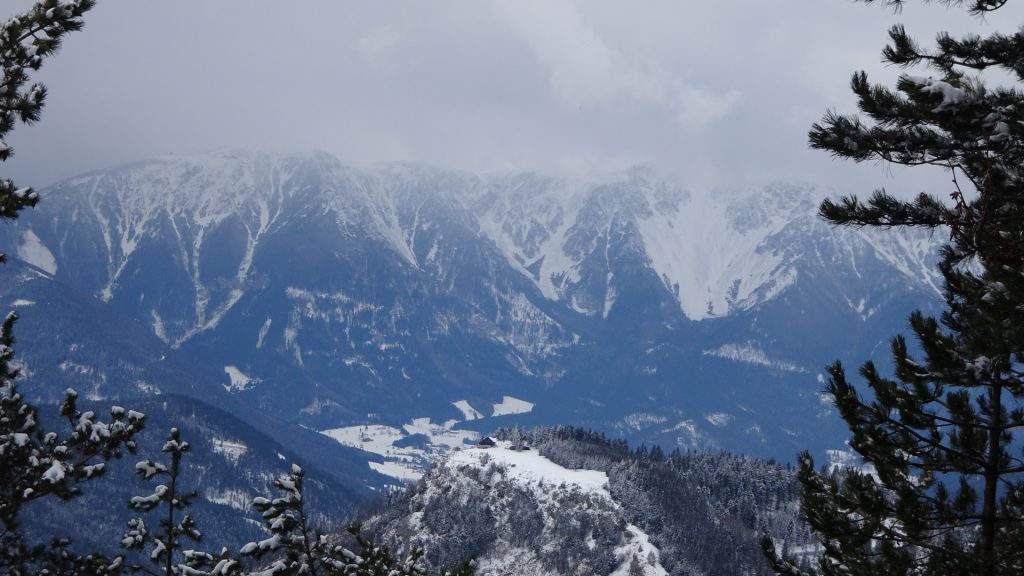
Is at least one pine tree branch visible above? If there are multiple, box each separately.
[867,406,989,471]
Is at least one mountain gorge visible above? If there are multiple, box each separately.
[0,149,942,482]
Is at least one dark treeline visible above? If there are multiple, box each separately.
[520,427,814,576]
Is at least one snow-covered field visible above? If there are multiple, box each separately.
[491,395,534,416]
[321,417,480,481]
[453,400,483,421]
[320,396,537,481]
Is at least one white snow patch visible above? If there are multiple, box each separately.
[453,400,484,421]
[619,413,668,432]
[17,230,57,275]
[223,365,257,392]
[256,317,272,349]
[59,361,93,375]
[42,461,65,483]
[492,395,534,417]
[321,418,480,481]
[449,442,609,494]
[903,74,969,111]
[826,448,878,479]
[323,424,406,456]
[635,187,796,320]
[661,419,714,450]
[300,397,341,416]
[402,417,479,449]
[704,412,732,427]
[206,488,250,511]
[369,461,424,481]
[703,342,806,373]
[151,309,167,343]
[611,524,670,576]
[211,438,248,463]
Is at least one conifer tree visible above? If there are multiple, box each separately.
[764,1,1024,575]
[123,428,241,576]
[0,2,147,572]
[241,464,326,575]
[243,464,475,576]
[0,0,95,229]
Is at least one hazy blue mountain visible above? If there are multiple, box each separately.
[0,150,941,479]
[0,258,388,493]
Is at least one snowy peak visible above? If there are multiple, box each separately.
[31,151,939,326]
[470,168,938,321]
[40,150,328,343]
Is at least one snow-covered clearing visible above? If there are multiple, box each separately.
[206,488,250,512]
[492,395,534,416]
[321,418,480,481]
[17,230,57,275]
[212,438,248,464]
[223,365,257,391]
[453,400,484,421]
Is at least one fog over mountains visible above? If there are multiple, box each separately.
[0,149,942,481]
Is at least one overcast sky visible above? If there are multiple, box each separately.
[4,0,1024,196]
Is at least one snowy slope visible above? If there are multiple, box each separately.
[18,150,940,330]
[471,172,940,320]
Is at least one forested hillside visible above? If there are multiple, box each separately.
[361,427,815,576]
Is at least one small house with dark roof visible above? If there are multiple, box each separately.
[478,436,497,448]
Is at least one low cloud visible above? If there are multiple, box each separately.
[493,0,739,130]
[3,0,1023,195]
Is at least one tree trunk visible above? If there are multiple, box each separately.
[981,380,1002,576]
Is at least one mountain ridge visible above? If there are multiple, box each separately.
[0,149,945,477]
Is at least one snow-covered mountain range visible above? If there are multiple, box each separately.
[0,149,943,479]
